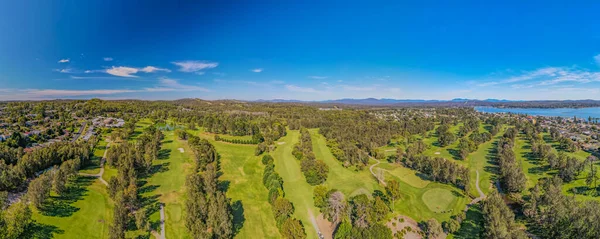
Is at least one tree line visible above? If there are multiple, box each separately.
[292,128,329,185]
[0,140,94,191]
[185,135,234,238]
[261,154,307,239]
[106,124,163,238]
[214,135,261,145]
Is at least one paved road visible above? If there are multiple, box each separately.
[71,122,87,142]
[463,170,485,213]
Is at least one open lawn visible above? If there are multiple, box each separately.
[30,177,113,239]
[196,129,281,239]
[422,188,455,213]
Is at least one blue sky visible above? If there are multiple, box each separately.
[1,1,600,101]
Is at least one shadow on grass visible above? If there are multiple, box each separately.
[40,176,95,217]
[232,200,245,237]
[448,148,462,160]
[23,221,65,238]
[148,162,170,175]
[452,203,483,239]
[218,180,231,193]
[158,148,172,160]
[484,140,500,180]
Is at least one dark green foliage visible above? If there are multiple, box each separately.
[482,191,526,239]
[497,133,527,193]
[524,177,600,238]
[296,128,329,185]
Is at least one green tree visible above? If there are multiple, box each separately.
[280,218,306,239]
[426,218,443,239]
[385,179,401,206]
[2,201,32,239]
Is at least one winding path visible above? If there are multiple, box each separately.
[79,142,109,186]
[369,157,387,186]
[463,170,485,213]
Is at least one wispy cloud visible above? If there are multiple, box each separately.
[58,59,69,63]
[172,61,218,72]
[595,54,600,66]
[309,76,327,79]
[140,66,171,73]
[340,84,377,91]
[105,66,170,77]
[103,57,113,61]
[251,68,263,73]
[285,85,319,93]
[143,78,210,92]
[53,68,73,73]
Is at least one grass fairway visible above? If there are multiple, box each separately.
[31,177,113,238]
[197,130,281,238]
[309,129,382,196]
[143,130,194,238]
[273,130,319,239]
[422,188,454,213]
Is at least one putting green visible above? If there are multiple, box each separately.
[422,188,455,213]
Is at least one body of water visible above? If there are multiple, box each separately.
[475,106,600,120]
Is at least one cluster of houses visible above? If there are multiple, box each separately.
[92,116,125,128]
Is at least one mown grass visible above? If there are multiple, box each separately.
[142,130,194,238]
[196,129,281,239]
[272,130,320,239]
[30,176,113,238]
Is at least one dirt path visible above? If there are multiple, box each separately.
[79,142,109,186]
[463,170,485,213]
[369,157,387,186]
[159,203,165,239]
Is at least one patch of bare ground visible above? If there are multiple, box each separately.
[316,213,333,239]
[386,215,423,239]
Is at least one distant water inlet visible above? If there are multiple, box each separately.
[475,106,600,120]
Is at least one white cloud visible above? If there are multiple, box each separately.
[595,54,600,66]
[103,57,113,61]
[195,72,205,75]
[285,85,319,93]
[140,66,171,73]
[106,66,139,77]
[84,70,92,73]
[172,61,218,72]
[106,66,170,77]
[251,68,263,73]
[309,76,328,79]
[58,59,69,63]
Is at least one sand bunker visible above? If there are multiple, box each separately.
[178,148,184,153]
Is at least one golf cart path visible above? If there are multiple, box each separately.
[464,170,485,212]
[79,142,110,186]
[369,157,386,186]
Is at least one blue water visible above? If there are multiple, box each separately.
[475,106,600,120]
